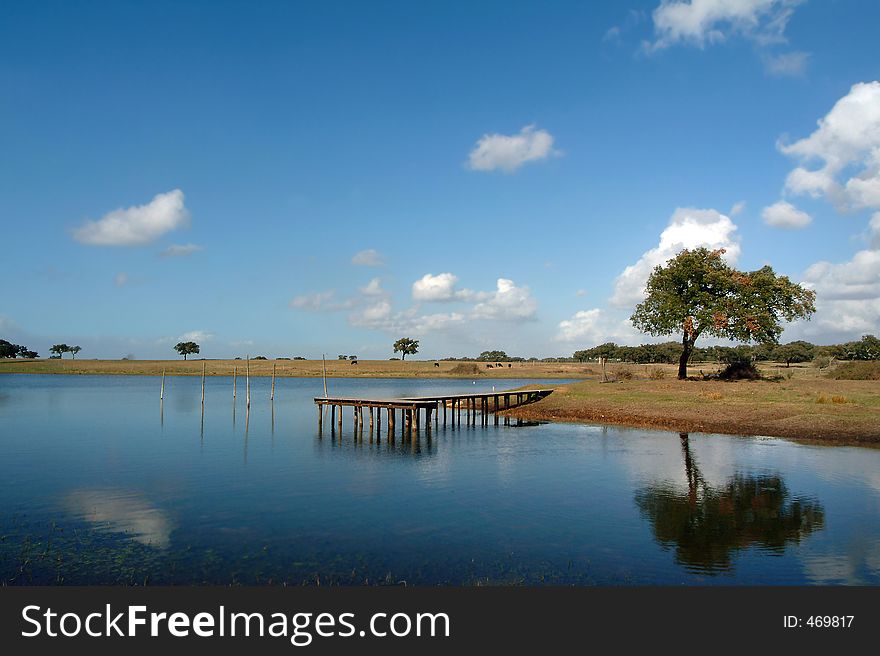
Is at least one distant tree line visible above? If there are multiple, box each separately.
[571,335,879,366]
[0,339,38,359]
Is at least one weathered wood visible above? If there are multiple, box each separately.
[494,395,499,425]
[201,362,206,406]
[160,369,165,400]
[271,363,276,401]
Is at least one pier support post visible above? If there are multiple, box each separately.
[494,395,499,425]
[318,405,323,432]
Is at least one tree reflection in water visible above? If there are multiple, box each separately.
[635,433,825,573]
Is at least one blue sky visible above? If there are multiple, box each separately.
[2,0,879,359]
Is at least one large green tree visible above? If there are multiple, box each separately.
[70,345,82,360]
[631,248,816,379]
[50,344,71,358]
[392,337,419,361]
[174,341,200,360]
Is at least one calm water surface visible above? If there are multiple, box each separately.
[1,374,878,585]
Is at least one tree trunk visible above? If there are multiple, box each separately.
[401,353,405,361]
[678,336,692,380]
[184,354,187,360]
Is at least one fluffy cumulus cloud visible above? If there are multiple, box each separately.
[645,0,802,52]
[161,243,203,258]
[348,274,537,334]
[799,249,880,339]
[467,124,559,173]
[556,309,605,343]
[412,272,459,302]
[471,279,538,320]
[778,81,880,211]
[73,189,190,246]
[351,249,384,267]
[611,207,740,308]
[761,200,812,228]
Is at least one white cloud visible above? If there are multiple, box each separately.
[471,278,538,321]
[73,189,190,246]
[762,50,809,77]
[575,289,588,297]
[761,200,812,228]
[467,124,560,173]
[178,330,212,342]
[804,250,880,302]
[729,200,746,216]
[290,290,340,311]
[351,249,384,267]
[611,207,740,308]
[360,278,384,296]
[795,240,880,340]
[555,308,645,345]
[556,309,605,343]
[412,273,458,302]
[161,243,203,258]
[644,0,802,52]
[779,81,880,211]
[115,272,128,287]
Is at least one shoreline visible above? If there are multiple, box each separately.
[503,379,880,446]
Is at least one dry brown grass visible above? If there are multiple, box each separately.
[506,376,880,445]
[0,358,596,379]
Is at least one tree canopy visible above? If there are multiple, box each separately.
[174,341,200,360]
[0,339,38,359]
[631,248,816,379]
[393,337,419,360]
[50,344,71,358]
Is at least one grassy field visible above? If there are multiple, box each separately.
[505,365,880,444]
[0,358,593,379]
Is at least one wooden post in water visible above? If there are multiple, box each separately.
[160,369,165,400]
[233,366,237,399]
[317,405,323,432]
[246,356,251,409]
[271,363,276,401]
[201,362,206,407]
[337,404,342,431]
[494,395,499,425]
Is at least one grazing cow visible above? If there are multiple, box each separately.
[434,362,440,367]
[351,360,358,365]
[486,364,493,368]
[508,363,512,368]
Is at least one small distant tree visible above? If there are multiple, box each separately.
[393,338,419,361]
[774,341,815,367]
[174,341,200,360]
[631,248,816,380]
[50,344,71,358]
[70,345,82,359]
[477,350,509,361]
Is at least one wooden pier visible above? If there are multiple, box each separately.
[314,389,554,435]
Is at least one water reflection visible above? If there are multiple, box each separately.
[63,489,173,549]
[635,434,825,573]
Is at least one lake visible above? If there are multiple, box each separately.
[1,374,878,585]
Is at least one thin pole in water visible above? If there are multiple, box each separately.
[271,362,276,401]
[246,355,251,408]
[160,369,165,400]
[201,361,206,406]
[322,354,328,398]
[233,366,237,399]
